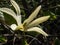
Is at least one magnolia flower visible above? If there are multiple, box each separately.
[0,0,50,37]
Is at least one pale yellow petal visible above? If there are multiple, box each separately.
[10,0,21,15]
[0,8,16,19]
[27,27,48,36]
[0,8,21,25]
[27,16,50,27]
[10,24,17,30]
[16,15,22,25]
[23,5,41,25]
[16,24,24,31]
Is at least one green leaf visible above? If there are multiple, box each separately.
[4,13,17,25]
[0,36,7,43]
[54,38,60,45]
[22,39,29,45]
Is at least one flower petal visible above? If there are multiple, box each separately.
[10,0,21,15]
[0,8,21,25]
[27,27,48,36]
[16,24,24,31]
[0,8,16,19]
[10,24,17,30]
[28,16,50,27]
[0,11,5,21]
[23,5,41,25]
[16,15,22,25]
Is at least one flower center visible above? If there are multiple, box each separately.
[16,24,24,31]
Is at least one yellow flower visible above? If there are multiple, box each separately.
[0,0,50,37]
